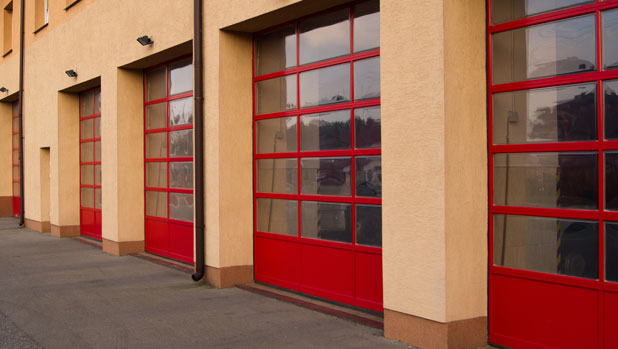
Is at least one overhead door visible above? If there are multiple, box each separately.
[253,1,383,312]
[79,88,102,240]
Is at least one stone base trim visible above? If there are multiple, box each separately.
[0,196,12,217]
[51,224,80,238]
[25,219,51,233]
[206,265,253,288]
[102,239,145,256]
[384,309,487,349]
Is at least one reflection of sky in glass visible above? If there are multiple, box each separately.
[527,15,595,79]
[300,64,350,108]
[300,9,350,65]
[525,0,591,17]
[604,9,618,69]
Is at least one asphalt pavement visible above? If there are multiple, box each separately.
[0,218,407,348]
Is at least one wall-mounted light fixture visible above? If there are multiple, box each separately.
[0,87,7,93]
[65,70,78,78]
[137,35,154,46]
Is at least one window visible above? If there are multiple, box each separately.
[3,1,12,55]
[34,0,48,31]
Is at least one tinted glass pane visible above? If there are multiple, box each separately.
[169,129,193,158]
[12,118,18,132]
[94,118,101,138]
[94,90,101,115]
[493,83,596,144]
[491,0,593,24]
[300,64,350,108]
[301,201,352,243]
[494,152,597,209]
[12,135,18,148]
[81,142,93,162]
[146,103,167,130]
[81,188,94,208]
[94,141,101,162]
[606,152,618,210]
[169,193,194,222]
[13,182,19,196]
[604,9,618,70]
[257,158,297,194]
[95,165,101,186]
[256,117,297,153]
[95,188,102,210]
[80,119,93,140]
[356,106,380,149]
[146,67,166,101]
[169,162,193,189]
[169,97,193,127]
[81,165,94,185]
[299,8,350,65]
[494,214,598,279]
[12,102,18,117]
[146,191,167,218]
[606,222,618,282]
[300,110,351,151]
[12,167,19,181]
[354,57,380,100]
[354,0,379,52]
[80,91,94,117]
[356,156,382,197]
[605,80,618,139]
[301,157,351,196]
[12,150,18,163]
[145,132,167,159]
[356,204,381,247]
[255,25,297,76]
[146,162,167,188]
[256,198,298,236]
[169,60,192,96]
[255,75,297,115]
[492,15,596,84]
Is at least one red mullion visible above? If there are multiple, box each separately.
[167,188,193,195]
[145,158,168,163]
[490,71,617,94]
[168,124,193,132]
[79,138,101,144]
[491,205,600,220]
[79,114,100,121]
[144,97,167,106]
[81,184,98,189]
[491,142,599,153]
[488,2,613,34]
[253,49,380,82]
[491,265,602,290]
[254,192,381,205]
[255,98,380,121]
[167,91,193,101]
[256,149,380,159]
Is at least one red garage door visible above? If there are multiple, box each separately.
[143,58,194,264]
[11,101,19,218]
[79,88,102,240]
[489,1,618,347]
[253,1,382,312]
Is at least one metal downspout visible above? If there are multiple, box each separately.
[192,0,205,282]
[17,0,25,226]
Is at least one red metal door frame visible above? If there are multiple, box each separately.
[11,101,20,218]
[488,1,618,347]
[79,88,102,240]
[252,1,383,312]
[143,57,195,264]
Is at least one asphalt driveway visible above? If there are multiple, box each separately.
[0,218,406,348]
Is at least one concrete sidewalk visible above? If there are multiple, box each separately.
[0,221,407,348]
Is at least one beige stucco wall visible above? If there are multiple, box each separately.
[443,0,487,322]
[0,0,192,237]
[382,0,487,323]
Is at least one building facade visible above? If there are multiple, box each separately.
[4,0,613,348]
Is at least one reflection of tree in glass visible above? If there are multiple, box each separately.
[355,116,380,148]
[530,88,595,141]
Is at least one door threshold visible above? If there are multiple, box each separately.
[237,282,384,330]
[131,252,194,274]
